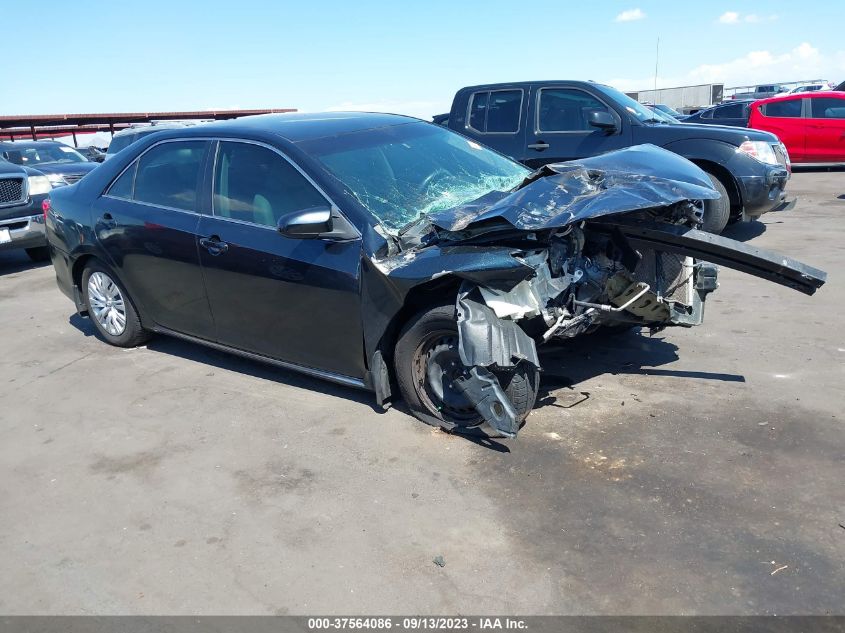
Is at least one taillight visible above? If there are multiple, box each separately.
[42,198,51,221]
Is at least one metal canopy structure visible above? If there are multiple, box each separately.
[0,108,297,143]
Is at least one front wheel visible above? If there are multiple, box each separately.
[394,304,539,437]
[701,171,731,234]
[82,261,150,348]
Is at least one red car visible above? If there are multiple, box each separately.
[749,92,845,165]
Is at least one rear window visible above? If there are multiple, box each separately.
[106,133,137,155]
[763,99,802,118]
[810,97,845,119]
[466,90,522,133]
[132,141,206,211]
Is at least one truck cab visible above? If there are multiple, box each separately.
[445,81,791,233]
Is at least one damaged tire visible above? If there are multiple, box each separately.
[701,171,731,234]
[395,304,539,437]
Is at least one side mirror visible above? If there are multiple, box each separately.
[588,110,618,132]
[277,206,333,239]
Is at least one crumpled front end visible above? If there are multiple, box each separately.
[372,145,826,438]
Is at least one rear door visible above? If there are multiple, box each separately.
[462,88,526,160]
[804,95,845,163]
[525,85,628,168]
[95,139,215,338]
[753,97,806,161]
[195,140,366,379]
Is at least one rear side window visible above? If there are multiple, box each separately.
[713,103,744,119]
[538,88,612,132]
[213,141,326,228]
[810,98,845,119]
[107,163,136,198]
[467,90,522,133]
[763,99,802,118]
[133,141,206,211]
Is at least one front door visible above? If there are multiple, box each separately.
[94,139,215,339]
[525,86,628,168]
[196,140,366,379]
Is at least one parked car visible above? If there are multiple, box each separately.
[682,100,754,128]
[785,84,831,95]
[748,92,845,165]
[0,141,98,187]
[728,84,787,100]
[443,81,791,234]
[45,113,825,438]
[646,103,688,120]
[75,145,107,162]
[105,123,190,159]
[836,80,845,92]
[0,160,52,261]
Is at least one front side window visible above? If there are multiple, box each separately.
[467,90,521,133]
[213,141,326,228]
[538,88,611,132]
[133,141,205,211]
[810,98,845,119]
[764,99,803,118]
[713,103,744,119]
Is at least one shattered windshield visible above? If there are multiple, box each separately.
[300,122,530,232]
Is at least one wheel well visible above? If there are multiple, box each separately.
[376,275,463,371]
[690,160,742,215]
[71,254,98,290]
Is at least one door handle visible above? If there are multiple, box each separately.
[100,212,116,229]
[528,142,550,151]
[199,236,229,255]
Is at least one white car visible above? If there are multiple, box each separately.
[775,83,832,97]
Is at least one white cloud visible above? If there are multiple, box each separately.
[719,11,778,24]
[607,42,845,92]
[615,8,645,22]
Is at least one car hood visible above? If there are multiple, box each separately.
[28,162,98,176]
[648,121,779,144]
[422,144,719,234]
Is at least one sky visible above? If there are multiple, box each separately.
[3,0,844,120]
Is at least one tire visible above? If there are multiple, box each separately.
[81,261,150,348]
[394,304,539,437]
[701,171,731,234]
[25,246,51,262]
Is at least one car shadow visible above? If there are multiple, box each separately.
[535,328,744,411]
[721,219,766,242]
[68,313,383,412]
[0,250,50,276]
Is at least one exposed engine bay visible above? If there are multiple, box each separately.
[369,145,826,438]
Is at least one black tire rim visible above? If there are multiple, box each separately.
[412,330,480,424]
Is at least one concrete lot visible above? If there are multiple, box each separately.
[0,171,843,615]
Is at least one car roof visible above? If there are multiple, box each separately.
[755,91,845,105]
[0,140,66,149]
[456,80,604,92]
[153,111,420,144]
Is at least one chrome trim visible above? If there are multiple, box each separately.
[465,88,524,135]
[533,86,622,135]
[154,326,368,390]
[100,195,202,216]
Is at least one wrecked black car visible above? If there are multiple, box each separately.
[45,113,826,439]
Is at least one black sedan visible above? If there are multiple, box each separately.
[683,100,754,128]
[46,113,825,438]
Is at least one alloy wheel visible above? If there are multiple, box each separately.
[87,272,127,337]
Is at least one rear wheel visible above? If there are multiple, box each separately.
[701,171,731,234]
[25,246,50,262]
[82,261,150,348]
[394,304,539,437]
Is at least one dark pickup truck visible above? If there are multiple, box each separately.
[0,160,51,261]
[440,81,792,233]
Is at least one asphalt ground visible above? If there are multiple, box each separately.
[0,170,842,615]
